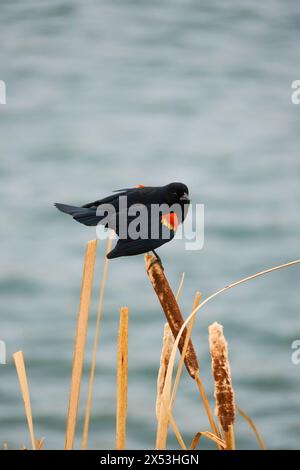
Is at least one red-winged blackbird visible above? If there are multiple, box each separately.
[55,182,190,265]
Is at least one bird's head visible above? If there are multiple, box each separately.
[165,182,190,206]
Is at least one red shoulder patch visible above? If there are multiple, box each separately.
[161,212,179,231]
[135,184,145,188]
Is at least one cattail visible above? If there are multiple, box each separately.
[209,322,235,449]
[145,253,199,379]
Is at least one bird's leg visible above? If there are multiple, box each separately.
[147,250,164,272]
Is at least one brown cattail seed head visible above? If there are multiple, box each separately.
[209,322,235,432]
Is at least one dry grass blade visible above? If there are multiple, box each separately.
[156,388,187,449]
[116,307,129,450]
[81,235,113,449]
[190,431,226,450]
[65,239,98,450]
[155,323,177,449]
[169,292,220,442]
[145,253,199,379]
[171,292,202,407]
[164,405,187,449]
[175,272,185,301]
[166,290,220,441]
[194,375,221,441]
[13,351,36,450]
[238,406,266,450]
[3,442,8,450]
[36,437,45,450]
[209,322,236,449]
[156,323,174,420]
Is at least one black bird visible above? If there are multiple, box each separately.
[55,182,190,266]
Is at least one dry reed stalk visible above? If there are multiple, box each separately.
[154,274,185,449]
[175,272,185,302]
[116,307,129,450]
[225,424,235,450]
[155,323,174,449]
[156,323,174,420]
[171,292,202,407]
[160,258,300,450]
[194,374,221,441]
[65,239,98,450]
[209,322,236,450]
[156,379,187,450]
[190,431,225,450]
[238,406,266,450]
[13,351,36,450]
[81,235,113,450]
[3,442,8,450]
[145,253,199,379]
[168,292,221,445]
[36,437,45,450]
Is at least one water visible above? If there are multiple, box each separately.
[0,0,300,449]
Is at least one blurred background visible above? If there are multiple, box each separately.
[0,0,299,449]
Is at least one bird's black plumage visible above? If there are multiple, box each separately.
[55,182,190,260]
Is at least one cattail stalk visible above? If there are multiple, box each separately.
[81,236,113,449]
[65,239,98,450]
[145,253,199,378]
[13,351,36,450]
[155,275,187,449]
[155,323,174,449]
[209,322,236,450]
[116,307,129,450]
[156,323,174,420]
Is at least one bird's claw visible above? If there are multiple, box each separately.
[147,256,164,273]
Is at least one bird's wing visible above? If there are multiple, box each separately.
[82,186,147,209]
[107,237,168,259]
[112,184,145,193]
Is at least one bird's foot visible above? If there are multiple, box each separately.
[147,251,164,272]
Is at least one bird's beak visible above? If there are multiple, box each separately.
[180,192,190,203]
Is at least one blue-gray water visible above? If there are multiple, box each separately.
[0,0,300,449]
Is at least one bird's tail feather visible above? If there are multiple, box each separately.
[54,203,101,226]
